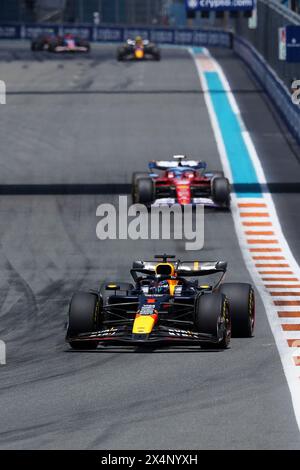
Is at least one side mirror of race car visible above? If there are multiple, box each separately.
[216,261,227,272]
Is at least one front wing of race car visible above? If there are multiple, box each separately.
[151,198,222,208]
[126,54,156,61]
[67,325,219,345]
[123,49,158,60]
[53,45,89,53]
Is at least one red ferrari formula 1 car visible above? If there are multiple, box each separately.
[132,155,231,209]
[31,34,90,53]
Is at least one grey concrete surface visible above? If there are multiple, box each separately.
[0,43,299,449]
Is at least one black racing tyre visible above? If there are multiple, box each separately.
[211,177,230,206]
[132,172,150,203]
[48,40,57,53]
[67,292,101,350]
[135,177,155,205]
[194,293,231,349]
[117,47,126,61]
[153,48,161,61]
[31,39,44,51]
[80,41,90,53]
[219,283,255,338]
[132,172,150,186]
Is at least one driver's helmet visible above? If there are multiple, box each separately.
[157,280,169,294]
[135,36,143,46]
[149,280,169,295]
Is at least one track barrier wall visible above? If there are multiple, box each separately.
[0,23,232,47]
[234,35,300,145]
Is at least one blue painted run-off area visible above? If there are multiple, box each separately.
[204,71,262,198]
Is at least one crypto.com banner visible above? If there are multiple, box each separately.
[185,0,254,10]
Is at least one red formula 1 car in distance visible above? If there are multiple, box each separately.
[117,36,161,61]
[132,155,231,209]
[31,33,90,53]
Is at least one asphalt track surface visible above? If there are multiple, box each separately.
[0,42,299,450]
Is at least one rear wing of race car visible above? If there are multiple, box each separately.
[149,160,207,171]
[177,261,227,276]
[131,260,227,279]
